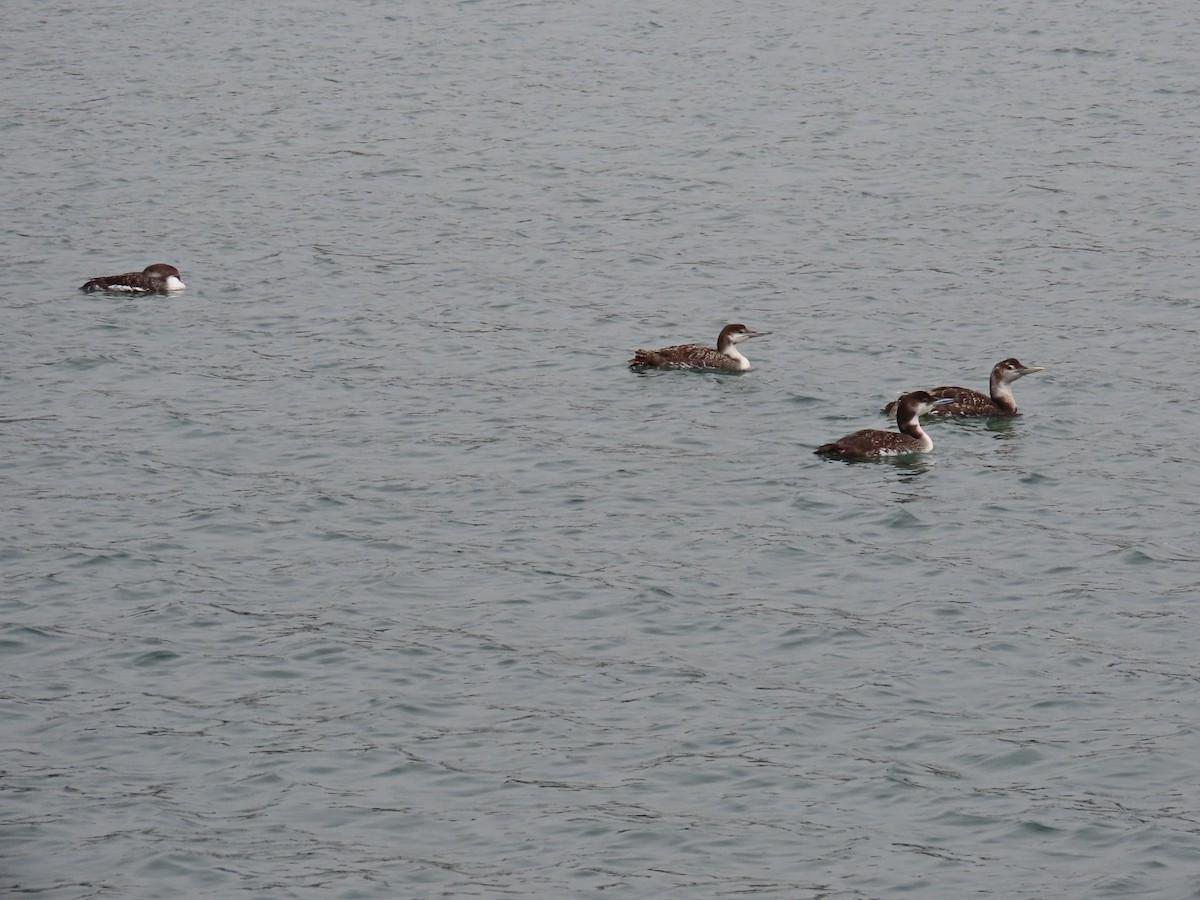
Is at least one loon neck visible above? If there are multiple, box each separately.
[720,344,750,368]
[898,416,927,439]
[897,413,933,449]
[988,374,1018,412]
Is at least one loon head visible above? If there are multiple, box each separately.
[992,358,1044,385]
[896,390,955,425]
[145,264,186,291]
[717,323,770,352]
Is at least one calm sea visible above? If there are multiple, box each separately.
[4,0,1200,897]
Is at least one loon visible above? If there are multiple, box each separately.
[883,358,1045,417]
[816,391,955,459]
[80,263,186,294]
[629,323,769,372]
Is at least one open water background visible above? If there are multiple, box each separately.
[4,0,1200,897]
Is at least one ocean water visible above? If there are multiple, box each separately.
[4,0,1200,897]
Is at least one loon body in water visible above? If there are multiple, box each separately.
[80,263,186,294]
[629,323,769,372]
[817,391,954,459]
[883,358,1044,417]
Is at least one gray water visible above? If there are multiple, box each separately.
[4,0,1200,897]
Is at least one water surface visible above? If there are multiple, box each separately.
[3,0,1200,897]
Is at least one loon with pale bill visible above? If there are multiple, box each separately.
[629,323,769,372]
[817,391,955,459]
[80,263,186,294]
[883,358,1044,417]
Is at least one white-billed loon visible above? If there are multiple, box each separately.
[80,264,186,294]
[629,323,769,372]
[817,391,955,459]
[883,358,1044,417]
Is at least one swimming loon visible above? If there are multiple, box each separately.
[629,323,769,371]
[80,264,186,294]
[817,391,955,459]
[883,358,1044,417]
